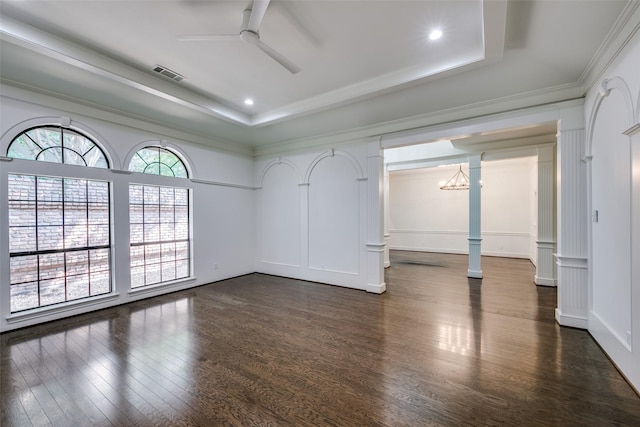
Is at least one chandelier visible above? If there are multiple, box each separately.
[439,165,471,190]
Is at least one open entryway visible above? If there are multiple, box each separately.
[382,122,558,287]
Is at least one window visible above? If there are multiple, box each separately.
[7,126,112,313]
[128,146,187,177]
[9,176,111,312]
[7,126,109,168]
[129,184,190,288]
[4,127,193,314]
[128,146,191,288]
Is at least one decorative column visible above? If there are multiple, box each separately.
[626,123,640,356]
[535,145,556,286]
[468,155,483,278]
[383,163,391,268]
[299,182,310,270]
[365,139,386,293]
[555,126,588,328]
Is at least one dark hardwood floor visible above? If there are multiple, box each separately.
[2,251,639,426]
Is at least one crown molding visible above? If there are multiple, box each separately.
[0,82,254,158]
[579,0,640,93]
[255,86,583,158]
[0,16,250,125]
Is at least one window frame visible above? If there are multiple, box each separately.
[128,146,189,178]
[7,125,110,168]
[8,174,113,313]
[127,145,193,290]
[4,124,115,316]
[1,123,196,326]
[129,183,192,289]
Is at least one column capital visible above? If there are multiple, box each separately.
[367,137,383,157]
[468,154,483,168]
[537,144,555,162]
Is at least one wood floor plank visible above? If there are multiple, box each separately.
[21,334,108,427]
[11,343,70,427]
[1,251,639,426]
[39,328,135,427]
[1,359,36,427]
[50,326,153,426]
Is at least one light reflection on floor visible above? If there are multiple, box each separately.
[437,324,481,356]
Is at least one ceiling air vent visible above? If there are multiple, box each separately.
[153,65,185,82]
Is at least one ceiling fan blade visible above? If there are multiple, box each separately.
[246,0,270,32]
[252,38,301,74]
[177,0,300,74]
[177,34,240,42]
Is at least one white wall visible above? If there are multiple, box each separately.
[308,155,360,274]
[259,163,301,267]
[586,27,640,391]
[255,146,370,289]
[388,165,469,253]
[0,92,255,332]
[388,157,537,260]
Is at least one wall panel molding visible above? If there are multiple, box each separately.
[191,178,256,190]
[257,157,303,186]
[305,149,365,183]
[259,261,301,268]
[390,229,531,237]
[556,255,588,269]
[587,76,635,157]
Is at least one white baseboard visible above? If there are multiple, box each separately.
[590,310,632,352]
[589,311,639,393]
[366,282,387,294]
[555,308,588,329]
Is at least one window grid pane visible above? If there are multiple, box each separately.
[128,146,188,178]
[8,174,112,313]
[129,184,190,288]
[7,126,109,168]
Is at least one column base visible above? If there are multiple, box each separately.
[467,270,483,279]
[366,282,386,294]
[556,255,588,329]
[555,308,588,329]
[535,276,556,286]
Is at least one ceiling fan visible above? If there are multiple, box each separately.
[177,0,301,74]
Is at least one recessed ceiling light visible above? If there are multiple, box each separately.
[429,29,443,41]
[244,98,254,106]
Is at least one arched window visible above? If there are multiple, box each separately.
[7,126,109,168]
[127,146,191,288]
[6,126,112,313]
[128,146,188,178]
